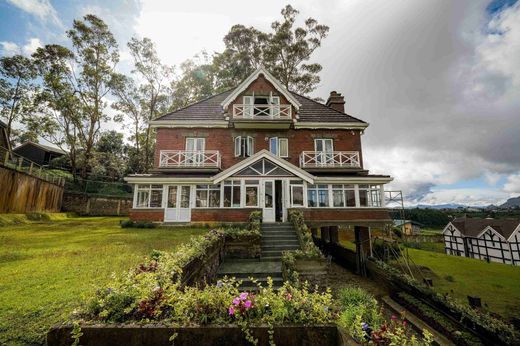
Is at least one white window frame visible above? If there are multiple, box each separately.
[269,137,289,158]
[290,183,304,207]
[243,96,253,117]
[185,137,205,151]
[134,184,163,209]
[223,180,241,208]
[234,136,255,158]
[244,179,259,208]
[195,184,221,208]
[314,138,334,152]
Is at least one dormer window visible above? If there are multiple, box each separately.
[234,136,254,158]
[242,95,282,117]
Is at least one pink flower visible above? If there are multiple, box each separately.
[229,306,235,316]
[403,320,407,327]
[286,293,292,301]
[233,297,240,306]
[244,300,252,308]
[391,315,397,320]
[239,292,248,300]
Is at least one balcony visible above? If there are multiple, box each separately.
[299,151,361,171]
[159,150,221,171]
[231,104,292,129]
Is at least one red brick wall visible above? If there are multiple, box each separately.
[155,128,363,170]
[295,208,391,222]
[129,209,164,222]
[191,208,261,222]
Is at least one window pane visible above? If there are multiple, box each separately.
[167,186,177,208]
[292,186,304,206]
[265,181,273,208]
[180,186,190,208]
[224,186,232,207]
[150,189,163,208]
[308,189,317,207]
[270,138,278,156]
[359,189,368,207]
[318,189,329,207]
[209,190,220,207]
[196,190,208,207]
[232,186,241,207]
[346,190,356,207]
[137,191,149,207]
[333,190,344,207]
[246,186,258,206]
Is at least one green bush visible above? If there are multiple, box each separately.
[120,220,156,229]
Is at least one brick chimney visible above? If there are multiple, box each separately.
[326,91,345,113]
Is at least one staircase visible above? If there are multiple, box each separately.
[216,223,300,291]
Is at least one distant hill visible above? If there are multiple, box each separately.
[500,196,520,208]
[414,203,475,209]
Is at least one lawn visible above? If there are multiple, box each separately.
[404,247,520,320]
[0,216,208,345]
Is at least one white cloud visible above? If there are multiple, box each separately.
[0,41,21,56]
[22,37,42,55]
[418,188,509,207]
[504,174,520,195]
[6,0,61,26]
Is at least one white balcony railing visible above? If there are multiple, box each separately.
[232,104,292,119]
[299,151,361,168]
[159,150,221,169]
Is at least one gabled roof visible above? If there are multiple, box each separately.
[212,149,315,184]
[221,67,302,110]
[13,141,66,155]
[450,217,520,240]
[152,91,367,126]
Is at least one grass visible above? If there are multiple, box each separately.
[0,216,208,345]
[403,247,520,320]
[402,241,445,253]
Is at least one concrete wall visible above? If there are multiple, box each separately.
[0,165,63,213]
[62,192,132,216]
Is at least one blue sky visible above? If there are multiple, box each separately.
[1,0,520,206]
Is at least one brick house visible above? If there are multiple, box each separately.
[125,67,393,226]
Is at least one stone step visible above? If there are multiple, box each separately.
[238,276,284,289]
[261,227,295,231]
[261,250,285,257]
[217,271,282,279]
[261,231,297,235]
[262,234,298,239]
[261,240,299,247]
[261,244,300,250]
[260,256,282,261]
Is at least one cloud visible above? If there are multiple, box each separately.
[6,0,61,26]
[0,41,21,56]
[418,188,509,206]
[22,37,42,55]
[0,38,42,56]
[504,174,520,195]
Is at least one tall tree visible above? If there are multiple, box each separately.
[0,55,37,146]
[31,44,82,179]
[67,14,119,179]
[112,37,172,172]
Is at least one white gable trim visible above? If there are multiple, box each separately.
[212,149,314,184]
[294,122,369,130]
[221,67,301,110]
[507,224,520,242]
[476,225,506,240]
[443,222,460,235]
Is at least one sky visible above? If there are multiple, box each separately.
[1,0,520,206]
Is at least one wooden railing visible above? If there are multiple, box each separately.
[299,151,361,168]
[159,150,221,169]
[1,146,66,186]
[232,104,291,119]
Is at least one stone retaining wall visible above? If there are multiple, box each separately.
[62,192,132,216]
[224,233,261,259]
[179,234,225,288]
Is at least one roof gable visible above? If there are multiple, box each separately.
[221,67,301,110]
[450,217,520,239]
[213,149,315,184]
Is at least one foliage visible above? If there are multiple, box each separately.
[391,208,450,228]
[0,54,37,146]
[371,238,402,262]
[369,316,434,346]
[120,220,157,229]
[0,216,207,345]
[248,210,262,231]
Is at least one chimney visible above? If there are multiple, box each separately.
[326,91,345,113]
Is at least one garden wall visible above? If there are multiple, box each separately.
[0,165,63,213]
[179,233,225,287]
[47,324,341,346]
[224,233,261,259]
[62,192,132,216]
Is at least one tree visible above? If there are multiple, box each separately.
[112,37,172,172]
[67,14,119,179]
[90,130,127,181]
[0,55,37,146]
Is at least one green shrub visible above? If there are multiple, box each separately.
[25,213,51,222]
[120,220,134,228]
[120,220,157,229]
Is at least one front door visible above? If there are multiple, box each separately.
[164,185,191,222]
[262,180,275,222]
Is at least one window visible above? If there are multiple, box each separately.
[185,138,205,164]
[254,96,269,116]
[359,184,382,207]
[269,137,288,157]
[224,180,241,207]
[332,184,356,207]
[290,181,304,207]
[195,184,220,208]
[307,185,329,207]
[234,136,254,157]
[314,139,334,164]
[245,180,259,207]
[136,184,163,208]
[264,181,273,208]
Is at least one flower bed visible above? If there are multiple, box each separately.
[223,211,262,259]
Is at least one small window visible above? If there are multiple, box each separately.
[234,136,254,158]
[269,137,288,157]
[245,180,259,207]
[224,180,241,207]
[291,184,304,207]
[195,184,220,208]
[135,184,163,208]
[307,185,329,208]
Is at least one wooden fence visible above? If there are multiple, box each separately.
[0,165,63,213]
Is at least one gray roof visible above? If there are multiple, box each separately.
[451,218,519,239]
[14,141,66,155]
[154,90,367,124]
